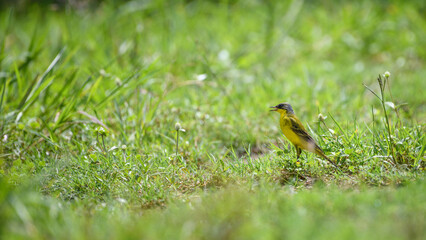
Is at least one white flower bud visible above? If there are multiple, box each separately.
[384,71,391,78]
[175,122,182,131]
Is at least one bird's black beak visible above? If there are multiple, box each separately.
[270,106,278,112]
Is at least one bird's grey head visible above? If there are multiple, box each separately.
[270,102,295,114]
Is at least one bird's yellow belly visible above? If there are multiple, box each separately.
[281,126,303,147]
[280,125,315,152]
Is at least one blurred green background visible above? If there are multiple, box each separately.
[0,0,425,239]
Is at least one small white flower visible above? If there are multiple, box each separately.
[2,135,7,142]
[196,74,207,81]
[98,127,106,134]
[318,113,327,121]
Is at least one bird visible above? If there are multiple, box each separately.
[270,102,338,168]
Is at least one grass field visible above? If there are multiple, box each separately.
[0,0,425,239]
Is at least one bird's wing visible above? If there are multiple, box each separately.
[288,116,315,143]
[288,116,338,169]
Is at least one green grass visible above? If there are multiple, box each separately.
[0,0,425,239]
[1,178,425,239]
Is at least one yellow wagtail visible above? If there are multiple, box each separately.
[270,103,338,168]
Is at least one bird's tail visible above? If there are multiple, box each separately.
[314,146,340,170]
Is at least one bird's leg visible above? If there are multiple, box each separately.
[296,146,301,163]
